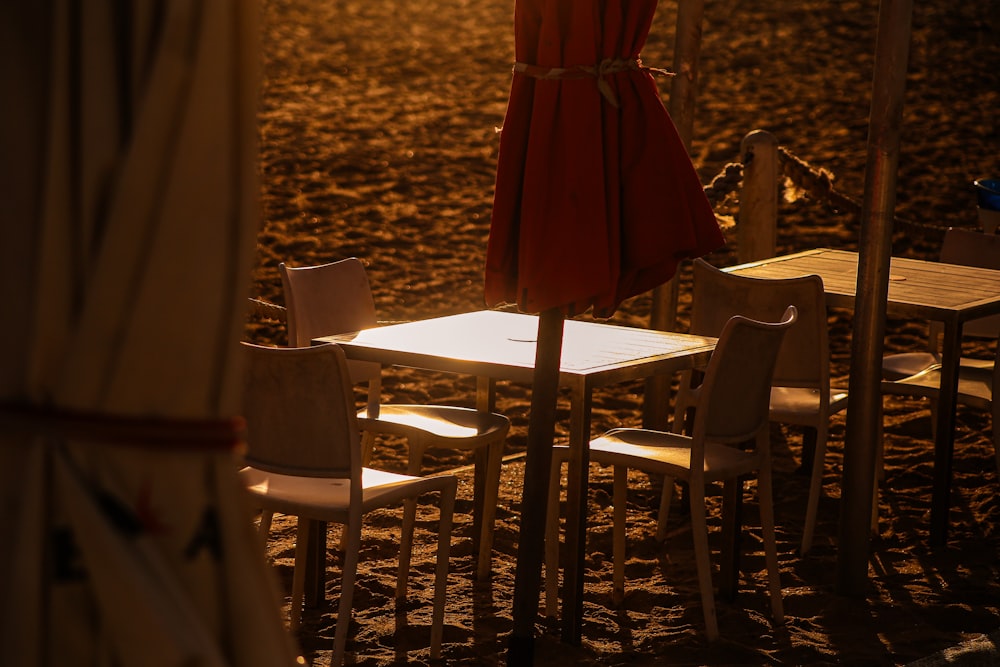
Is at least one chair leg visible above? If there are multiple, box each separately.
[672,372,696,434]
[757,459,785,624]
[397,498,417,601]
[476,438,504,580]
[688,484,719,640]
[397,440,429,599]
[655,476,676,541]
[544,451,564,617]
[362,378,381,465]
[800,425,827,555]
[430,480,457,660]
[660,393,688,543]
[258,510,274,548]
[332,518,362,667]
[613,465,628,605]
[406,438,429,477]
[330,522,346,553]
[360,431,377,466]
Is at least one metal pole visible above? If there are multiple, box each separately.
[837,0,913,597]
[508,308,564,664]
[645,0,704,429]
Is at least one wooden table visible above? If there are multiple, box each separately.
[727,248,1000,544]
[316,309,717,641]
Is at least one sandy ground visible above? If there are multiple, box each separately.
[247,0,1000,664]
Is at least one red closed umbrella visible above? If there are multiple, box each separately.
[485,1,724,661]
[486,0,722,319]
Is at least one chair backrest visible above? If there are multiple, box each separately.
[280,258,378,346]
[993,345,999,427]
[690,258,828,389]
[939,228,1000,339]
[279,258,381,384]
[692,307,798,447]
[240,342,360,480]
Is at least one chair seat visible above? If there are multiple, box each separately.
[241,466,455,520]
[359,404,509,444]
[882,351,993,381]
[879,343,999,493]
[588,428,760,483]
[769,386,849,422]
[882,365,993,409]
[882,351,940,381]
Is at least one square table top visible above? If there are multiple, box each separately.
[315,309,717,388]
[726,248,1000,323]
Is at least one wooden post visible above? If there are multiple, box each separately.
[665,0,704,142]
[837,0,913,596]
[644,0,704,429]
[738,130,779,262]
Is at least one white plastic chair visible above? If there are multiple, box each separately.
[279,258,509,578]
[880,228,1000,478]
[882,228,1000,382]
[239,342,457,666]
[545,307,797,640]
[673,258,848,554]
[884,346,999,472]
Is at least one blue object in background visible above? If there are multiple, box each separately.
[975,179,1000,211]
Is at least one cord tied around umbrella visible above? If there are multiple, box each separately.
[513,57,673,107]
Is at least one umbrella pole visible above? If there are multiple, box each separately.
[837,0,912,596]
[509,307,565,664]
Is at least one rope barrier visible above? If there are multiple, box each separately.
[697,146,951,242]
[703,162,743,207]
[775,147,948,240]
[776,147,861,218]
[248,297,286,323]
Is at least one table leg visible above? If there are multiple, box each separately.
[476,376,498,413]
[473,376,497,578]
[799,428,817,475]
[929,320,962,546]
[472,447,486,560]
[642,374,673,431]
[560,384,592,644]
